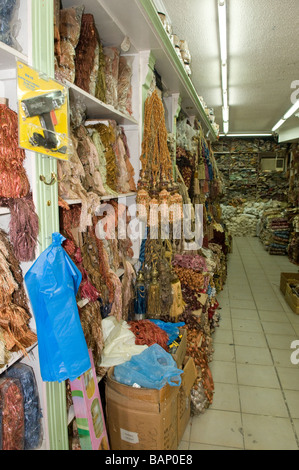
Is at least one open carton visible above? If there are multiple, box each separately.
[177,357,198,444]
[106,367,180,450]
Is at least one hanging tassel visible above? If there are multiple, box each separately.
[147,267,161,319]
[134,270,147,320]
[1,194,39,262]
[169,277,185,320]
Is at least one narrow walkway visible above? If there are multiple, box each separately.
[180,236,299,450]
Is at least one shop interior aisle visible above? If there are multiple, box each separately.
[179,237,299,450]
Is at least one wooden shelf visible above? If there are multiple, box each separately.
[0,42,28,71]
[65,81,138,126]
[0,207,10,216]
[61,0,218,139]
[0,341,38,376]
[63,192,136,206]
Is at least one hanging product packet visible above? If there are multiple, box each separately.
[25,233,91,382]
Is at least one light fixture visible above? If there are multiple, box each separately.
[283,100,299,120]
[220,133,273,137]
[272,98,299,132]
[218,0,227,65]
[222,106,229,122]
[218,0,229,135]
[272,119,286,132]
[223,121,229,135]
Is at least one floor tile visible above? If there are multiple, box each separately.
[235,345,273,365]
[276,367,299,391]
[265,334,298,350]
[229,299,257,310]
[233,331,268,348]
[232,318,263,333]
[190,410,244,448]
[213,328,234,344]
[271,348,299,368]
[209,360,238,384]
[283,390,299,418]
[213,343,235,362]
[236,363,280,389]
[230,308,259,320]
[242,414,298,450]
[239,385,289,417]
[258,310,290,323]
[262,321,296,336]
[210,383,240,412]
[188,442,241,450]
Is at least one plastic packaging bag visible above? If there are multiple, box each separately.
[0,377,24,450]
[5,364,42,450]
[114,343,183,390]
[0,0,22,51]
[25,233,91,382]
[149,319,185,345]
[100,317,147,368]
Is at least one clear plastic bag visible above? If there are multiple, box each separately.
[114,343,183,390]
[5,364,43,450]
[0,377,24,450]
[118,56,133,115]
[104,47,120,108]
[0,0,22,51]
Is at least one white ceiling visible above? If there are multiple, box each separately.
[162,0,299,137]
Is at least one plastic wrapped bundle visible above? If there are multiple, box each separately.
[104,47,120,108]
[55,5,84,84]
[0,0,21,51]
[5,364,42,450]
[118,56,133,115]
[75,14,100,95]
[0,377,24,450]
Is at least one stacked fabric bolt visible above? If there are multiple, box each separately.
[268,217,290,255]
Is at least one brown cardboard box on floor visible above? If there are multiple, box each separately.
[177,357,197,444]
[105,368,180,450]
[280,272,299,295]
[285,281,299,315]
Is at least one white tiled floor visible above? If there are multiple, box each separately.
[180,236,299,450]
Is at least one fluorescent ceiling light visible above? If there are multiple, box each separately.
[283,100,299,120]
[222,106,229,122]
[219,133,273,137]
[272,119,286,132]
[221,63,227,92]
[218,0,227,65]
[222,90,228,108]
[223,121,229,135]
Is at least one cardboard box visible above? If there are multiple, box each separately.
[177,357,197,444]
[70,351,110,450]
[280,272,299,295]
[285,281,299,315]
[106,368,179,450]
[171,327,187,369]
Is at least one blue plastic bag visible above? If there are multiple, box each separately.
[25,233,91,382]
[114,343,183,390]
[149,319,185,345]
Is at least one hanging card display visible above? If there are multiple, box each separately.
[70,350,109,450]
[17,61,70,160]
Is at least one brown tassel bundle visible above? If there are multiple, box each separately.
[75,14,99,95]
[1,194,39,262]
[0,230,37,357]
[0,103,30,199]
